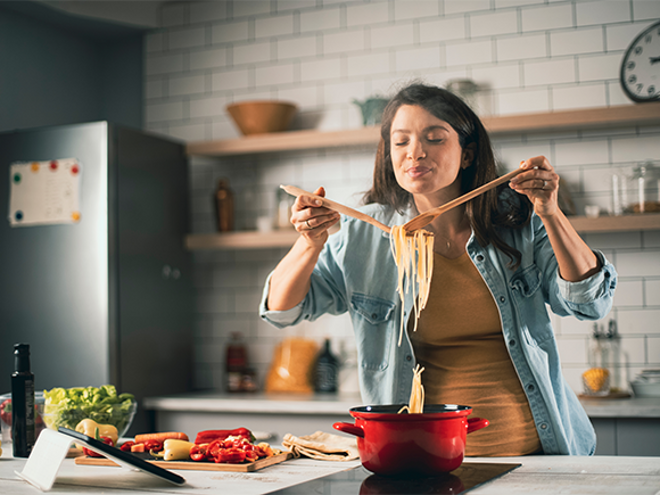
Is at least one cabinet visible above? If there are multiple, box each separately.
[592,418,660,456]
[186,103,660,250]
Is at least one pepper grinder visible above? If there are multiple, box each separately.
[215,178,234,232]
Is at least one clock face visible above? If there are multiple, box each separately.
[620,20,660,102]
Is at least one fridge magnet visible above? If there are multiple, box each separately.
[8,158,82,227]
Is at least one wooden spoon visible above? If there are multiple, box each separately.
[280,185,392,234]
[402,168,525,232]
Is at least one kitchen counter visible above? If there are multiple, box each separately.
[1,448,659,494]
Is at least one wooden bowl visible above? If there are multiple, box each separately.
[226,100,297,136]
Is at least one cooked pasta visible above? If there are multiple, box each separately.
[398,364,425,414]
[389,225,435,346]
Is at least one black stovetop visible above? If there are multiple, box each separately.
[265,462,521,495]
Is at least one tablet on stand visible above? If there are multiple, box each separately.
[16,427,185,491]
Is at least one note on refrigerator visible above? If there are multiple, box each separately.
[8,158,82,227]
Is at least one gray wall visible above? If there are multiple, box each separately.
[0,1,144,132]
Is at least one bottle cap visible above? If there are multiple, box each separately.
[14,343,30,355]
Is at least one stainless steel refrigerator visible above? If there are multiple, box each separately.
[0,121,193,434]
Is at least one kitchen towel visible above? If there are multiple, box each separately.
[281,431,359,461]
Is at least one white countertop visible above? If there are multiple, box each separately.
[1,448,659,494]
[144,392,660,419]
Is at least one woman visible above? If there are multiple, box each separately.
[260,83,616,456]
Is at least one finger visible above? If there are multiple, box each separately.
[522,155,555,172]
[303,211,340,229]
[296,212,339,234]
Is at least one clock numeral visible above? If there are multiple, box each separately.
[649,86,656,95]
[637,83,644,93]
[627,61,636,70]
[629,74,637,84]
[635,46,643,55]
[645,34,652,44]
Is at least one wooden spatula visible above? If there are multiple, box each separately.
[280,185,392,234]
[402,167,525,233]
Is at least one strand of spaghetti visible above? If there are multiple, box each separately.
[397,364,425,414]
[389,226,435,346]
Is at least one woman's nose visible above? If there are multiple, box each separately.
[407,139,426,160]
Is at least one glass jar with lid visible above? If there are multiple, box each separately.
[583,323,614,396]
[627,161,660,214]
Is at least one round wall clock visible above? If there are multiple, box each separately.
[620,20,660,102]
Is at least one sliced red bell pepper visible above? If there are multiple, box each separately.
[194,427,254,444]
[142,439,163,453]
[120,441,135,452]
[190,444,208,462]
[83,436,114,457]
[213,447,247,464]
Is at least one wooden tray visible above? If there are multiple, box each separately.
[75,451,292,472]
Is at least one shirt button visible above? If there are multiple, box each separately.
[476,255,484,262]
[540,423,548,430]
[406,355,412,362]
[500,296,506,303]
[509,339,516,347]
[527,384,535,392]
[604,272,610,278]
[371,313,378,319]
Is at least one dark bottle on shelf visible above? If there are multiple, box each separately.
[12,343,35,457]
[226,332,247,393]
[215,178,234,232]
[314,339,339,394]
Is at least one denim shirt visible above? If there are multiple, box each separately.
[260,203,617,455]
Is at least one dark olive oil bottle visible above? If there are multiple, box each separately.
[12,343,35,457]
[314,339,339,393]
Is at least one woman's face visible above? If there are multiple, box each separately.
[390,104,471,199]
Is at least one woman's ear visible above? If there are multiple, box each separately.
[461,143,476,169]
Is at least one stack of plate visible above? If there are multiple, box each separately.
[631,370,660,397]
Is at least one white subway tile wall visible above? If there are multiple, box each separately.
[145,1,660,394]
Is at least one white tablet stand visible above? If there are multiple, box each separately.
[16,428,185,491]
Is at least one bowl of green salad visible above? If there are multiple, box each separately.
[41,385,137,438]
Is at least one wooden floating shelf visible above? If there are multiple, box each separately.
[185,230,299,250]
[186,103,660,157]
[569,213,660,233]
[186,214,660,250]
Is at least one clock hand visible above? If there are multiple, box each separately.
[651,56,660,65]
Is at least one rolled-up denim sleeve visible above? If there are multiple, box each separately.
[259,271,305,328]
[258,228,349,328]
[556,250,617,318]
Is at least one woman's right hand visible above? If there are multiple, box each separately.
[291,186,340,248]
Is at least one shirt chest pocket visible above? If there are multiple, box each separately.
[510,264,542,298]
[510,264,553,345]
[350,293,396,371]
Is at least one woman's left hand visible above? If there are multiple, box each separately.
[509,156,560,217]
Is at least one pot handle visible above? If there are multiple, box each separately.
[333,422,365,438]
[467,417,489,434]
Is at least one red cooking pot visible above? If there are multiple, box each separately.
[333,404,488,476]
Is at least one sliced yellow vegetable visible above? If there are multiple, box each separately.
[151,439,194,461]
[75,419,119,445]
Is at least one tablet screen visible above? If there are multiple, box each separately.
[57,427,186,486]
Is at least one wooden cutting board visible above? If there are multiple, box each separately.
[75,451,292,472]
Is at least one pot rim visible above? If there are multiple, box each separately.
[350,403,473,420]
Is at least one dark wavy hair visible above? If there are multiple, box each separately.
[363,83,531,269]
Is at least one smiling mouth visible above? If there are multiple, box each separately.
[406,166,431,178]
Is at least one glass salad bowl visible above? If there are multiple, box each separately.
[40,385,137,438]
